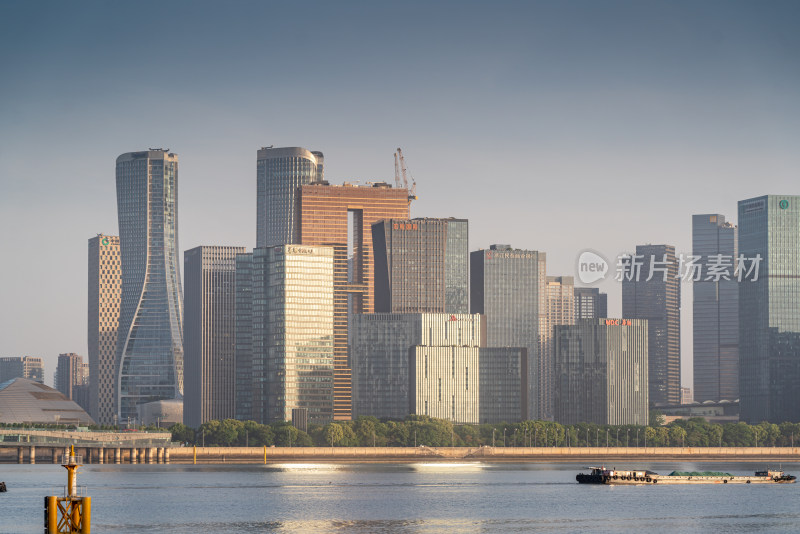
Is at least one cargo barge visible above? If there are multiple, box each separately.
[576,466,796,485]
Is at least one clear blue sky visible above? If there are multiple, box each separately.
[1,0,799,387]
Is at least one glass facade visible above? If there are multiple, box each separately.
[574,287,608,320]
[470,245,545,419]
[116,150,184,423]
[350,313,484,419]
[739,195,800,423]
[621,244,681,405]
[183,246,245,428]
[373,218,469,314]
[234,253,254,421]
[0,356,44,383]
[554,319,649,425]
[692,214,738,403]
[237,245,335,424]
[409,346,527,424]
[256,147,322,248]
[542,276,575,419]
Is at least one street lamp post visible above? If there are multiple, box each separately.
[616,428,619,446]
[636,428,640,448]
[414,429,417,447]
[626,428,630,448]
[596,428,599,447]
[535,428,538,447]
[503,428,507,447]
[606,429,609,448]
[492,429,495,448]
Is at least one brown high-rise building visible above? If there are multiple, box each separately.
[88,234,121,425]
[298,182,410,419]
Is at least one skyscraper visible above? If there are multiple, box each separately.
[541,275,575,418]
[256,147,323,248]
[373,218,469,314]
[692,214,739,403]
[470,245,546,419]
[88,233,121,425]
[298,182,410,419]
[54,353,90,412]
[622,244,681,406]
[739,195,800,423]
[0,356,44,383]
[554,318,648,425]
[183,246,245,428]
[116,149,184,423]
[574,287,608,320]
[236,245,335,424]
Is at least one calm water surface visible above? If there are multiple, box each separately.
[2,461,799,533]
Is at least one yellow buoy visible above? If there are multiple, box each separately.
[45,445,91,533]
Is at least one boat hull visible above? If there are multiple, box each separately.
[576,468,796,485]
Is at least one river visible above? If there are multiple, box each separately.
[2,461,799,533]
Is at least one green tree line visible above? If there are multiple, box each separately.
[165,416,800,448]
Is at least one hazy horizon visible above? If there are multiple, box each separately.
[1,0,799,390]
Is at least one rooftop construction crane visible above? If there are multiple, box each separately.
[394,147,418,202]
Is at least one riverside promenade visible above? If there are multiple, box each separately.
[3,443,800,464]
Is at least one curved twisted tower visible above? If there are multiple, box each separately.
[116,149,183,423]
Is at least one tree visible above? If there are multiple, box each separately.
[324,423,344,446]
[668,425,687,446]
[649,410,666,427]
[169,423,194,444]
[215,419,244,446]
[354,417,379,446]
[272,423,299,446]
[240,420,274,446]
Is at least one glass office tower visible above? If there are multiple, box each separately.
[256,147,323,248]
[373,218,469,314]
[554,318,649,425]
[739,195,800,423]
[470,245,546,419]
[236,245,335,424]
[692,214,738,403]
[574,287,608,320]
[116,149,184,423]
[184,246,245,427]
[621,244,681,406]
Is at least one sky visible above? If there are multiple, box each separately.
[1,0,799,387]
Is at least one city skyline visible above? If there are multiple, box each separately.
[2,1,800,389]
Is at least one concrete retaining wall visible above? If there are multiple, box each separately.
[3,445,799,464]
